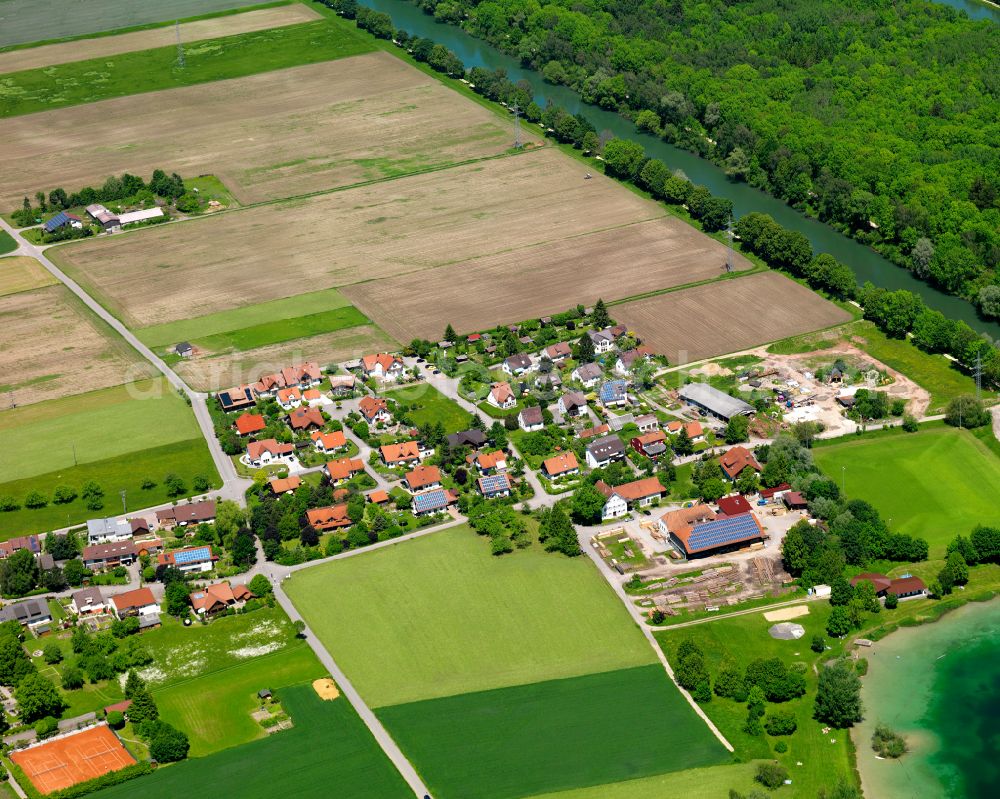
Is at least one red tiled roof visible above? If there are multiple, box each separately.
[381,441,420,464]
[719,446,761,479]
[850,573,892,593]
[475,450,507,470]
[606,476,665,501]
[247,438,294,461]
[325,458,363,481]
[269,475,301,494]
[659,504,717,543]
[288,407,324,430]
[307,504,351,530]
[490,382,514,404]
[579,424,610,440]
[359,396,389,421]
[542,452,579,476]
[406,464,441,490]
[311,430,347,450]
[110,587,156,612]
[759,482,791,499]
[367,490,390,504]
[684,421,704,438]
[235,413,266,435]
[717,495,753,516]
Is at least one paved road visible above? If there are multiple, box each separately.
[0,218,250,504]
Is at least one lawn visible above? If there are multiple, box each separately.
[0,438,219,536]
[813,424,1000,556]
[0,17,375,117]
[0,230,16,254]
[90,685,411,799]
[524,763,758,799]
[193,306,371,354]
[385,383,473,435]
[285,526,657,707]
[136,288,357,348]
[0,256,58,296]
[155,644,323,757]
[378,664,729,799]
[0,379,202,482]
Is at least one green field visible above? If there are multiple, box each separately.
[286,526,657,707]
[91,685,410,799]
[379,664,728,799]
[0,380,202,482]
[0,0,276,48]
[813,425,1000,556]
[0,230,15,254]
[0,438,219,536]
[194,307,370,354]
[524,763,758,799]
[136,288,358,347]
[0,18,375,117]
[386,383,474,435]
[155,645,323,756]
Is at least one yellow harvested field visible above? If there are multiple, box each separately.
[613,272,853,364]
[174,326,397,392]
[0,285,153,404]
[0,257,58,296]
[0,51,530,209]
[54,149,741,328]
[0,5,320,73]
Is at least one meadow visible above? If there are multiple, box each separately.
[0,230,16,254]
[0,256,57,295]
[613,272,852,365]
[286,526,656,706]
[813,424,1000,557]
[0,18,375,118]
[524,763,758,799]
[91,686,411,799]
[385,383,473,435]
[0,438,219,536]
[0,380,202,482]
[0,0,269,47]
[378,664,729,799]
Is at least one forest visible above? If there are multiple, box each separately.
[405,0,1000,312]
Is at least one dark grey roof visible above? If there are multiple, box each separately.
[447,429,487,448]
[587,434,626,460]
[520,406,544,425]
[574,363,602,381]
[0,599,51,625]
[678,383,753,420]
[71,586,104,607]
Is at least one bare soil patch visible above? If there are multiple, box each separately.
[0,51,528,209]
[174,326,397,391]
[613,272,852,364]
[55,149,741,328]
[0,5,320,73]
[0,256,58,296]
[0,285,152,405]
[312,678,340,700]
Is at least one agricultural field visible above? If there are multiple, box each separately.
[0,256,58,295]
[0,230,15,254]
[0,0,264,47]
[0,50,526,209]
[287,527,729,798]
[91,685,411,799]
[813,425,1000,557]
[0,379,201,482]
[0,5,319,72]
[613,272,852,364]
[174,325,397,392]
[0,284,154,404]
[54,148,741,330]
[385,384,473,435]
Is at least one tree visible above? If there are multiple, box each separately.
[571,484,606,525]
[811,634,826,653]
[128,685,159,724]
[15,674,66,723]
[0,634,35,686]
[714,666,747,701]
[165,581,190,617]
[755,763,789,789]
[674,427,694,456]
[52,485,77,504]
[23,490,47,509]
[814,661,863,728]
[735,469,759,495]
[231,530,256,568]
[829,576,853,606]
[42,644,62,665]
[602,138,646,180]
[724,415,749,444]
[945,395,990,429]
[124,670,145,700]
[63,558,86,587]
[853,579,881,614]
[444,323,457,342]
[248,574,272,596]
[0,548,39,596]
[164,473,186,497]
[537,506,581,556]
[575,332,596,362]
[61,665,84,691]
[591,299,611,329]
[699,477,727,503]
[826,605,851,637]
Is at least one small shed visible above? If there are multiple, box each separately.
[174,342,193,358]
[258,689,272,701]
[782,491,808,510]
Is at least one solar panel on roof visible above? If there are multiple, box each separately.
[414,490,446,512]
[686,514,761,553]
[173,547,211,564]
[479,474,510,493]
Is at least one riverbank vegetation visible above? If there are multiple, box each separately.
[401,0,1000,313]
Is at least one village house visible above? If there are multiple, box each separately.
[69,587,105,616]
[86,203,120,230]
[578,423,610,441]
[0,599,52,630]
[572,362,603,388]
[157,545,217,574]
[760,483,792,502]
[361,353,405,381]
[636,414,659,433]
[631,431,668,459]
[557,391,588,418]
[156,500,217,530]
[412,488,457,516]
[83,540,136,571]
[587,329,616,354]
[782,491,809,511]
[302,388,326,407]
[477,473,512,498]
[614,347,653,375]
[324,457,364,484]
[245,438,295,469]
[328,374,357,395]
[380,441,422,468]
[502,353,534,377]
[42,211,83,234]
[109,587,160,622]
[684,420,705,442]
[189,582,254,616]
[518,406,544,432]
[535,371,563,392]
[405,464,442,492]
[86,517,133,545]
[447,429,487,449]
[542,452,579,480]
[358,396,392,424]
[234,412,266,437]
[307,504,351,531]
[311,429,348,454]
[276,387,303,410]
[134,537,164,558]
[659,506,765,558]
[471,450,507,474]
[599,380,629,408]
[254,363,323,397]
[488,382,517,410]
[544,341,572,362]
[217,384,257,413]
[719,446,761,481]
[288,406,325,431]
[269,475,301,495]
[129,517,151,536]
[367,489,390,505]
[585,434,626,469]
[850,573,928,600]
[595,477,665,520]
[665,420,683,434]
[0,535,41,559]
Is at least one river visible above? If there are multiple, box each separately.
[357,0,1000,339]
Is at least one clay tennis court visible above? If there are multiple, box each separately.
[11,724,135,793]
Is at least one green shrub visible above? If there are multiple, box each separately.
[764,710,797,736]
[755,762,788,789]
[106,710,125,729]
[774,740,788,753]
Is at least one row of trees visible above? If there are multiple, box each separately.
[0,471,209,515]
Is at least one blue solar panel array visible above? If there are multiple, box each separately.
[173,546,212,564]
[479,474,510,494]
[43,212,71,233]
[413,490,446,513]
[599,380,627,403]
[686,514,761,553]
